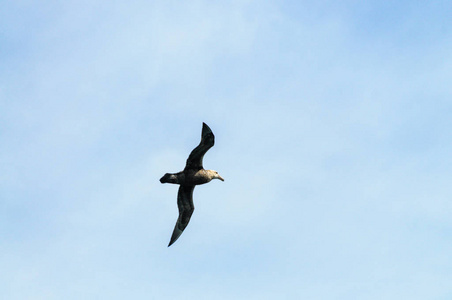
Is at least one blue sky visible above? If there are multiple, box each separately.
[1,1,452,299]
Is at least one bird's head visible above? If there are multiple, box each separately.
[209,170,224,182]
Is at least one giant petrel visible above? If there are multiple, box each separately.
[160,123,224,247]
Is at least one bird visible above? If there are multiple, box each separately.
[160,122,224,247]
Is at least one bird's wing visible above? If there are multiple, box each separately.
[168,185,195,247]
[184,122,215,171]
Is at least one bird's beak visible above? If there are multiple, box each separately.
[218,175,224,181]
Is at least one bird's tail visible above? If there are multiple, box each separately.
[160,173,178,184]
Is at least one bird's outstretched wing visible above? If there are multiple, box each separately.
[168,185,195,247]
[184,123,215,171]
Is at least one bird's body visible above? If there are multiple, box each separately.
[160,123,224,247]
[160,169,219,186]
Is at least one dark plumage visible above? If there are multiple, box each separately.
[160,123,224,247]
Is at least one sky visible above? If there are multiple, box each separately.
[1,0,452,299]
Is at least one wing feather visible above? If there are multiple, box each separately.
[184,123,215,171]
[168,185,195,247]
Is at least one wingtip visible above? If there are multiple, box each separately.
[168,226,184,247]
[201,122,213,136]
[168,236,177,247]
[168,237,174,247]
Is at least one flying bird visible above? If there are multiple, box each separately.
[160,123,224,247]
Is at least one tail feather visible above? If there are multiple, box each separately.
[160,173,170,183]
[160,173,178,184]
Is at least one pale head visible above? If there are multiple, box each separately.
[207,170,224,181]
